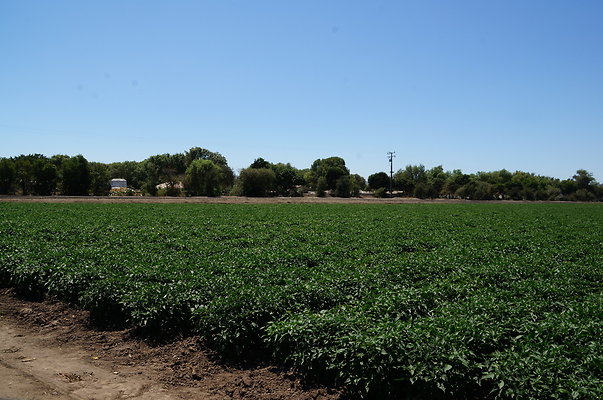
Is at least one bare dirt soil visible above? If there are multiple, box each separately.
[0,289,341,400]
[0,195,478,204]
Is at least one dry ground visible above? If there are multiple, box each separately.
[0,289,341,400]
[0,194,507,204]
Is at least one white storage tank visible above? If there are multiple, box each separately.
[110,178,127,189]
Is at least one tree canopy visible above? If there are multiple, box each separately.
[0,149,601,201]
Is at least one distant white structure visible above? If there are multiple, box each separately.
[110,178,127,189]
[155,182,184,190]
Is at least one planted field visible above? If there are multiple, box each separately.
[0,202,601,399]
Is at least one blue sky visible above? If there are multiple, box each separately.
[1,0,602,180]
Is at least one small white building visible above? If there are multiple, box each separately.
[110,178,127,189]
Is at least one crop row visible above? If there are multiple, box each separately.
[0,202,601,399]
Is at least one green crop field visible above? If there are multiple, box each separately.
[0,202,601,399]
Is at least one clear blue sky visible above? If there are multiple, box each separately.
[1,0,602,180]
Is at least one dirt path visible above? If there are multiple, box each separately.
[0,194,480,204]
[0,290,340,400]
[0,323,175,400]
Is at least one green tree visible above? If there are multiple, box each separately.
[350,174,366,192]
[572,189,596,201]
[441,170,470,198]
[249,157,271,169]
[14,155,35,195]
[368,172,389,191]
[61,155,91,195]
[142,154,185,196]
[89,162,110,196]
[185,159,223,196]
[426,165,448,196]
[558,179,577,197]
[0,158,16,194]
[12,154,54,195]
[185,147,234,191]
[334,175,352,198]
[108,161,145,189]
[271,162,303,195]
[316,177,328,197]
[185,147,228,167]
[32,159,58,195]
[393,164,427,195]
[413,182,436,199]
[309,157,350,190]
[573,169,595,191]
[238,168,276,197]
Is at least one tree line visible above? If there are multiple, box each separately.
[0,147,601,201]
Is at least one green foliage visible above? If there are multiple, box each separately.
[12,154,57,195]
[368,172,389,191]
[310,157,350,190]
[373,187,387,198]
[413,182,436,199]
[247,159,304,196]
[184,159,223,196]
[334,176,352,198]
[60,155,91,195]
[32,161,58,195]
[89,162,110,196]
[350,174,367,192]
[393,164,427,195]
[249,157,271,169]
[185,147,228,167]
[0,203,601,399]
[573,169,595,191]
[271,162,304,195]
[108,161,145,190]
[0,158,16,194]
[238,168,276,197]
[316,177,327,197]
[142,153,185,196]
[1,149,601,202]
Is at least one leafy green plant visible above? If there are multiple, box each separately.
[0,202,601,399]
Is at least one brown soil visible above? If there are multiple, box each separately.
[0,289,341,400]
[0,194,526,204]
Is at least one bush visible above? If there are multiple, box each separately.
[571,189,596,202]
[374,187,387,198]
[238,168,276,197]
[413,182,435,199]
[334,176,352,198]
[316,177,327,197]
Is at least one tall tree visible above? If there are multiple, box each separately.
[368,172,389,191]
[249,157,271,169]
[32,159,58,195]
[271,162,303,195]
[108,161,145,189]
[573,169,595,191]
[0,158,16,194]
[185,147,234,190]
[350,174,367,191]
[237,168,276,197]
[61,155,91,195]
[185,147,228,166]
[89,162,110,196]
[393,164,427,195]
[310,157,349,190]
[185,159,223,196]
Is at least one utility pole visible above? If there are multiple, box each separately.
[387,151,395,197]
